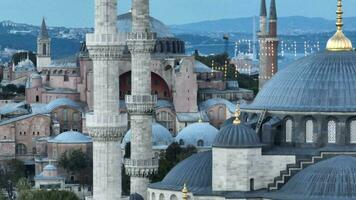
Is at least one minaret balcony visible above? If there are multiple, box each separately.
[124,158,159,177]
[127,32,157,41]
[125,95,157,114]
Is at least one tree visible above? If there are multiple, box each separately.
[17,190,79,200]
[16,178,31,200]
[0,159,26,199]
[58,149,92,186]
[2,84,17,94]
[150,143,197,182]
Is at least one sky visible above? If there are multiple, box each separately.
[1,0,356,27]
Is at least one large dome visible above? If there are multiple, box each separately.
[246,51,356,112]
[118,12,173,38]
[268,156,356,200]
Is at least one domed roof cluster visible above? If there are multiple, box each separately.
[175,122,218,148]
[213,123,261,148]
[122,123,174,150]
[149,151,212,195]
[245,51,356,112]
[268,156,356,200]
[48,131,92,144]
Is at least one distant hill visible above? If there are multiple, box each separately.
[170,16,356,35]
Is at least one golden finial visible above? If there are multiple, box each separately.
[182,183,189,200]
[326,0,353,51]
[198,114,203,123]
[233,104,241,125]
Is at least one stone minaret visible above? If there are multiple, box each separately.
[125,0,158,199]
[37,18,51,71]
[85,0,127,199]
[258,0,279,90]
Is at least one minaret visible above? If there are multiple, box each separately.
[125,0,158,199]
[85,0,127,199]
[36,18,51,71]
[258,0,279,90]
[259,0,267,34]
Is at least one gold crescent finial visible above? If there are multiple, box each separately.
[233,104,241,125]
[182,183,189,200]
[326,0,353,51]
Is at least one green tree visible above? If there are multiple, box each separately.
[58,149,92,186]
[17,190,79,200]
[2,84,18,94]
[150,143,197,182]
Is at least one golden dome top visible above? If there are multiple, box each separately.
[182,183,189,200]
[326,0,353,52]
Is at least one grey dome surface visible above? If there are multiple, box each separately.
[46,98,84,113]
[122,122,174,149]
[49,131,92,144]
[43,164,57,171]
[175,122,218,148]
[118,12,173,38]
[149,151,212,195]
[213,123,261,148]
[268,156,356,200]
[245,51,356,112]
[129,193,144,200]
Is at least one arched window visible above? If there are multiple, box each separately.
[350,120,356,143]
[159,194,165,200]
[43,44,47,55]
[170,195,178,200]
[286,119,293,142]
[250,178,255,191]
[151,192,156,200]
[328,120,336,143]
[36,95,39,102]
[16,144,27,155]
[197,140,204,147]
[306,120,314,143]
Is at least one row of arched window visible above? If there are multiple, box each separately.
[285,119,356,143]
[150,193,189,200]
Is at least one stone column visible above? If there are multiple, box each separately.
[86,0,127,200]
[125,0,158,199]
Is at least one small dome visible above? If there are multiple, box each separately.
[213,123,261,148]
[43,164,57,171]
[129,193,144,200]
[49,131,92,144]
[30,72,41,79]
[176,122,218,148]
[268,156,356,200]
[122,123,174,149]
[149,151,212,195]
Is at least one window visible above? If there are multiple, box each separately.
[43,44,47,55]
[306,120,314,143]
[351,121,356,143]
[286,119,293,142]
[197,140,204,147]
[170,195,178,200]
[159,194,165,200]
[16,144,27,155]
[151,193,156,200]
[64,74,69,82]
[36,95,39,102]
[328,120,336,143]
[250,178,255,191]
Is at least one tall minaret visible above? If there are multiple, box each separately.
[36,18,51,71]
[85,0,127,199]
[125,0,158,199]
[258,0,268,90]
[258,0,279,90]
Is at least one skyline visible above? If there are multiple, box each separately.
[0,0,355,27]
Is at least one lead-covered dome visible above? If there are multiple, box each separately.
[48,131,92,144]
[213,123,261,148]
[118,12,173,38]
[175,122,218,148]
[246,51,356,112]
[268,156,356,200]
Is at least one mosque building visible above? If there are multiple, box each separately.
[147,0,356,199]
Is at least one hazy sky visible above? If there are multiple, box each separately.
[1,0,355,27]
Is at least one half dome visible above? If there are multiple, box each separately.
[245,51,356,112]
[149,151,212,195]
[268,156,356,200]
